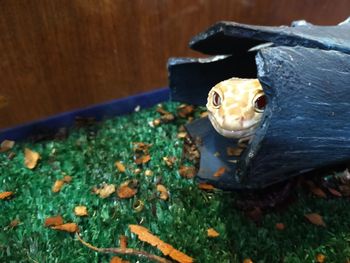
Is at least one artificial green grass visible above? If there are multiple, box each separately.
[1,102,350,263]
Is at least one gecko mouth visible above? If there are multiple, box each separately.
[208,113,260,139]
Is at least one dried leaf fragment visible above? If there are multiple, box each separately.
[0,140,15,152]
[74,206,88,216]
[129,225,193,263]
[177,132,187,139]
[156,184,169,200]
[214,167,226,177]
[275,223,285,231]
[51,222,79,233]
[0,191,13,200]
[305,213,326,227]
[163,156,176,168]
[177,104,194,118]
[24,148,40,169]
[198,183,215,190]
[45,215,64,227]
[178,166,196,179]
[226,147,243,157]
[117,180,138,199]
[207,228,220,237]
[119,235,128,250]
[305,181,327,198]
[316,253,326,263]
[96,184,116,199]
[134,155,151,165]
[9,219,20,228]
[115,161,126,173]
[52,180,65,193]
[63,175,73,183]
[243,259,253,263]
[327,187,342,197]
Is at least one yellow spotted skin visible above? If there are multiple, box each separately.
[206,78,265,139]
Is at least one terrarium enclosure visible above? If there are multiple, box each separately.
[2,1,350,263]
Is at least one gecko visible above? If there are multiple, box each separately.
[206,77,266,142]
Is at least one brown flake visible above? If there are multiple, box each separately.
[178,166,196,179]
[45,215,64,227]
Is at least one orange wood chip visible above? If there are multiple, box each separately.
[45,215,64,227]
[119,235,128,250]
[198,183,215,190]
[117,180,138,199]
[0,191,13,200]
[328,187,342,197]
[134,155,151,165]
[24,148,40,169]
[96,184,116,198]
[156,184,169,200]
[0,140,15,152]
[74,206,88,216]
[115,161,126,173]
[214,167,226,178]
[9,219,20,228]
[207,228,220,237]
[178,166,196,179]
[51,222,79,233]
[52,180,65,193]
[316,253,326,263]
[129,225,193,263]
[275,223,285,231]
[305,213,326,227]
[63,175,73,183]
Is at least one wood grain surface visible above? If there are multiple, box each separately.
[1,0,349,129]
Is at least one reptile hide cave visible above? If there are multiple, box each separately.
[168,18,350,190]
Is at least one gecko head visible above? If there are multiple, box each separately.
[206,78,266,139]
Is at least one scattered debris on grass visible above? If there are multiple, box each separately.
[129,224,193,263]
[134,154,151,165]
[177,104,194,119]
[132,199,144,212]
[275,223,285,231]
[0,191,13,200]
[145,169,153,176]
[119,235,128,250]
[94,183,116,199]
[0,139,15,152]
[115,161,126,173]
[51,223,79,233]
[52,179,65,193]
[156,184,169,200]
[316,253,326,263]
[207,228,219,237]
[74,206,88,217]
[178,166,196,179]
[304,213,326,227]
[117,180,138,199]
[24,148,40,169]
[163,156,176,168]
[44,216,64,227]
[9,219,20,228]
[198,183,215,190]
[76,232,172,263]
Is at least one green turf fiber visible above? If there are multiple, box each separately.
[1,102,350,263]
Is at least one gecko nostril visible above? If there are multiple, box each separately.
[212,91,222,107]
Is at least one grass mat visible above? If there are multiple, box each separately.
[1,102,350,263]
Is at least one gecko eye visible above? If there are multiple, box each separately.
[254,94,267,113]
[212,91,222,108]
